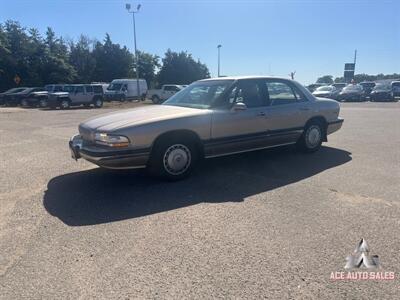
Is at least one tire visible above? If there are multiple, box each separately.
[39,98,48,108]
[297,121,324,153]
[93,97,103,108]
[151,95,160,104]
[60,99,70,110]
[148,137,198,180]
[21,99,29,107]
[120,95,126,102]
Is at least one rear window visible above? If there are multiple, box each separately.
[92,85,103,93]
[85,85,93,93]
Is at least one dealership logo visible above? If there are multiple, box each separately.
[344,238,380,269]
[330,238,395,281]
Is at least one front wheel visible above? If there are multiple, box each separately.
[21,99,29,107]
[297,122,324,153]
[39,98,48,108]
[148,139,198,180]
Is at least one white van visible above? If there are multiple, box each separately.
[104,79,148,101]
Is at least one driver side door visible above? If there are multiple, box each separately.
[207,79,270,157]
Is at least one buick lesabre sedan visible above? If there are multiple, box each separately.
[70,76,343,180]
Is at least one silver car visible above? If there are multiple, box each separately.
[70,76,343,180]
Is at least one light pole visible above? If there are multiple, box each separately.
[126,3,141,100]
[217,44,222,77]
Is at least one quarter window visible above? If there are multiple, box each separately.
[85,85,93,93]
[75,86,84,93]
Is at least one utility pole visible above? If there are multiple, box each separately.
[126,3,141,100]
[217,45,222,77]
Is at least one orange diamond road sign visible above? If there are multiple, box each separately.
[14,75,21,85]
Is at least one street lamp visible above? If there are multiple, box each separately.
[217,44,222,77]
[126,3,141,100]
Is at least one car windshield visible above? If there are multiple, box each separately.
[19,88,35,94]
[373,84,390,91]
[163,80,234,109]
[343,85,362,91]
[392,82,400,87]
[5,88,26,93]
[361,83,375,88]
[107,83,122,91]
[315,86,333,91]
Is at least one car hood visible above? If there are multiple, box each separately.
[32,91,48,96]
[81,105,211,132]
[340,90,360,94]
[372,89,390,93]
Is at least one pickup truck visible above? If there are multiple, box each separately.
[147,84,184,104]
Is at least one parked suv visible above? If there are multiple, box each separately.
[48,84,104,109]
[359,81,376,98]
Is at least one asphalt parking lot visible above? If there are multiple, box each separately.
[0,102,399,299]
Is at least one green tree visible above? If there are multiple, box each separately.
[69,35,96,83]
[92,34,133,82]
[136,50,160,88]
[316,75,334,84]
[157,49,210,86]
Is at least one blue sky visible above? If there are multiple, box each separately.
[1,0,399,84]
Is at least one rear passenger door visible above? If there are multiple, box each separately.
[84,85,94,103]
[72,85,85,104]
[263,80,312,142]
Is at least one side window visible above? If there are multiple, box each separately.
[229,80,265,108]
[164,86,172,91]
[266,81,298,106]
[171,86,180,92]
[93,86,103,93]
[75,86,84,93]
[85,85,93,93]
[54,86,62,92]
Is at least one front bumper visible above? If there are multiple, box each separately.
[327,118,344,135]
[69,135,149,169]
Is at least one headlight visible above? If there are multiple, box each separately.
[94,133,130,148]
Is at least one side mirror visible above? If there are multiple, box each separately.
[231,102,247,112]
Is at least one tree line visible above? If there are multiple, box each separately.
[316,73,400,85]
[0,20,210,92]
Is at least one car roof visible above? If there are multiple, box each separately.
[199,76,293,82]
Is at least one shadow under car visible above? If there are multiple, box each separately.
[43,146,352,226]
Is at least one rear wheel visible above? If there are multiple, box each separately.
[297,121,324,153]
[60,99,70,109]
[93,97,103,108]
[148,137,198,180]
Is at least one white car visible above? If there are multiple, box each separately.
[148,84,184,104]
